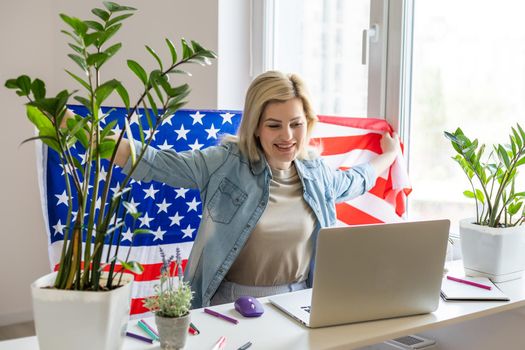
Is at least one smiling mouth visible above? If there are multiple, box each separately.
[274,143,295,152]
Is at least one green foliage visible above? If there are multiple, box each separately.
[143,248,193,318]
[444,125,525,227]
[4,2,216,291]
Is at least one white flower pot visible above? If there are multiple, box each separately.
[31,271,133,350]
[460,218,525,282]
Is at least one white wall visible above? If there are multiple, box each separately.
[0,0,251,326]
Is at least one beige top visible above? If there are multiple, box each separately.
[226,164,317,286]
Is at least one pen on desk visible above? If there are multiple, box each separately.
[190,322,201,334]
[447,275,492,290]
[126,331,154,344]
[139,319,159,338]
[238,341,253,350]
[204,307,239,324]
[137,320,160,341]
[211,335,227,350]
[188,326,198,335]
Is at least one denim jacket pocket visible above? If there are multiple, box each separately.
[208,177,247,224]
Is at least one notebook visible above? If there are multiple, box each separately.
[440,276,509,301]
[269,219,450,328]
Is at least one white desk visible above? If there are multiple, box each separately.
[2,261,525,350]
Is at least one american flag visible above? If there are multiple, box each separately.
[40,107,410,318]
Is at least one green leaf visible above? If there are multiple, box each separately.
[21,135,60,152]
[127,59,148,85]
[92,8,110,22]
[60,30,82,45]
[4,78,18,89]
[119,260,144,274]
[103,2,137,12]
[84,32,100,47]
[98,23,122,47]
[145,45,163,71]
[73,96,92,111]
[68,54,87,71]
[475,189,485,204]
[497,144,510,169]
[165,38,177,64]
[103,42,122,59]
[66,116,90,149]
[68,43,84,54]
[132,229,152,235]
[114,82,130,111]
[31,79,46,99]
[26,105,54,131]
[106,13,133,27]
[87,52,109,67]
[181,38,192,59]
[16,75,32,96]
[101,120,117,139]
[65,70,91,91]
[84,20,104,31]
[512,127,523,149]
[59,14,88,36]
[98,139,116,158]
[463,190,475,199]
[94,79,119,107]
[146,92,159,118]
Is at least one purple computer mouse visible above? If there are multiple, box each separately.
[234,296,264,317]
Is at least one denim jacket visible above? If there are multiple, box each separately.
[123,141,375,308]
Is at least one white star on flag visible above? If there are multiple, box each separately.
[156,199,172,213]
[143,184,159,200]
[175,124,190,140]
[122,228,133,242]
[112,123,122,135]
[175,188,190,199]
[138,212,154,227]
[161,114,174,126]
[186,197,201,212]
[144,128,159,141]
[130,112,141,125]
[220,112,235,125]
[169,212,184,226]
[158,140,174,150]
[190,111,205,125]
[52,219,66,237]
[205,123,220,139]
[55,190,69,206]
[152,226,166,241]
[98,167,107,183]
[189,138,204,151]
[181,224,196,239]
[78,152,88,165]
[110,182,121,194]
[125,198,140,212]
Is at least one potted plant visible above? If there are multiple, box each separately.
[4,2,215,350]
[143,247,193,350]
[444,124,525,282]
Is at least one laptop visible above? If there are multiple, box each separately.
[269,219,450,328]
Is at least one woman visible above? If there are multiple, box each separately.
[115,71,400,308]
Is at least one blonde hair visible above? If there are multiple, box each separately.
[223,71,318,161]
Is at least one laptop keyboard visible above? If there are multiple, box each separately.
[300,306,311,313]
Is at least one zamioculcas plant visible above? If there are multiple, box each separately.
[444,124,525,227]
[4,1,216,291]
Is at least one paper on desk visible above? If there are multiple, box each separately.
[440,276,510,301]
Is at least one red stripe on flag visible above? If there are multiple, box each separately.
[53,259,188,282]
[313,133,382,156]
[336,202,383,225]
[131,298,149,315]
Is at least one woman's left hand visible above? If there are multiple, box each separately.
[380,132,401,156]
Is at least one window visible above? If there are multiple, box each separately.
[408,0,525,234]
[252,0,389,118]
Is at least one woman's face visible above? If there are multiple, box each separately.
[256,97,308,170]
